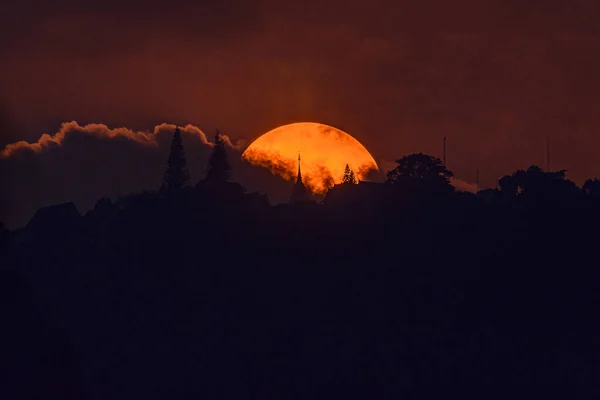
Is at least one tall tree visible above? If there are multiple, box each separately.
[341,164,357,184]
[206,129,231,183]
[498,174,519,197]
[162,127,190,193]
[582,178,600,198]
[386,153,453,187]
[498,165,585,205]
[498,165,577,199]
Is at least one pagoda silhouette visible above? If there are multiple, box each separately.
[290,153,311,204]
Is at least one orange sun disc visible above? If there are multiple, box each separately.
[241,122,378,194]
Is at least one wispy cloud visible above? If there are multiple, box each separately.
[0,121,246,159]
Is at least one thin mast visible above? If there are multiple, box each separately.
[546,136,550,172]
[443,136,447,166]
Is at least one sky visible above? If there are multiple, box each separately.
[2,0,600,227]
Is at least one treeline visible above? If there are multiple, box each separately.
[2,128,600,398]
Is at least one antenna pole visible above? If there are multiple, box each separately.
[443,136,447,166]
[546,136,550,172]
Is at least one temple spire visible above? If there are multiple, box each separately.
[290,151,310,204]
[297,152,303,183]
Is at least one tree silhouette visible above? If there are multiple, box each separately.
[386,153,454,194]
[9,142,600,397]
[498,174,519,197]
[498,165,578,202]
[582,178,600,198]
[341,164,357,184]
[386,153,453,183]
[513,166,566,191]
[161,127,190,193]
[206,130,231,183]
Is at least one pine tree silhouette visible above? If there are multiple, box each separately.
[341,164,357,184]
[206,129,231,183]
[161,127,190,193]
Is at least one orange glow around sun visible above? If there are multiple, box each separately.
[242,122,379,193]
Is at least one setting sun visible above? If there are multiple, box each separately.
[242,122,379,193]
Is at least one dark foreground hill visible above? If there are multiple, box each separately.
[2,182,600,399]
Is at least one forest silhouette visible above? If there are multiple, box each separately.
[2,127,600,398]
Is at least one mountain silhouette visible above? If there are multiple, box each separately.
[3,142,600,399]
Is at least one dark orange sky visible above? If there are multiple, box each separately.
[2,0,600,225]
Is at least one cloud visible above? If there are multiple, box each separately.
[450,177,478,194]
[0,121,265,229]
[1,122,214,159]
[0,121,247,159]
[242,147,344,195]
